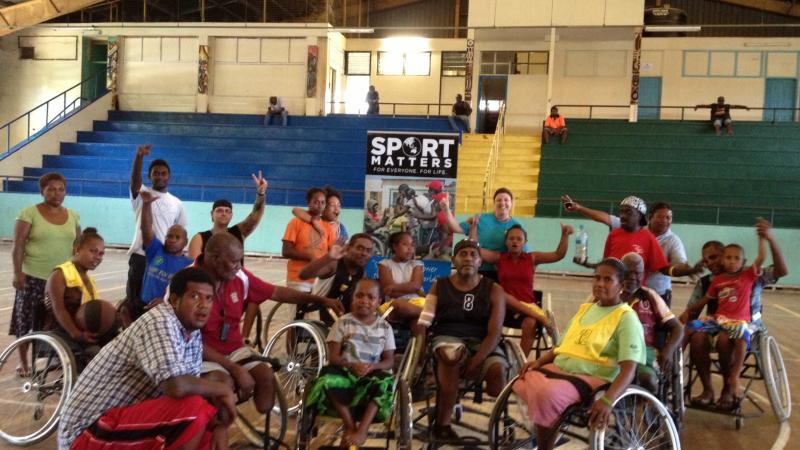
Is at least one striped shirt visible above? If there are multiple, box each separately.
[327,313,395,365]
[58,302,203,450]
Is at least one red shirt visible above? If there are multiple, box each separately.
[603,227,668,282]
[496,252,536,303]
[198,264,276,355]
[707,265,759,322]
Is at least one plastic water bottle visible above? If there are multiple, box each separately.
[574,225,588,264]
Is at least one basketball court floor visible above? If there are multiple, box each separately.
[0,243,795,449]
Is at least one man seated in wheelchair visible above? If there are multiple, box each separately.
[43,228,119,361]
[196,233,343,416]
[416,239,508,441]
[295,233,374,326]
[304,279,396,448]
[680,233,766,410]
[469,221,571,356]
[620,252,683,393]
[513,258,645,450]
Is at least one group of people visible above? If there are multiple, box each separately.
[10,141,787,449]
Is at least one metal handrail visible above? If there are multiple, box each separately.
[555,104,800,123]
[325,101,451,118]
[481,103,506,212]
[1,68,108,157]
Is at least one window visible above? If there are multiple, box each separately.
[345,51,371,75]
[377,51,431,76]
[441,51,466,77]
[480,51,548,75]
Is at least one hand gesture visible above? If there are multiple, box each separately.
[560,222,574,236]
[323,297,345,317]
[136,144,152,157]
[252,170,268,195]
[463,355,483,381]
[231,364,256,401]
[139,190,159,204]
[519,359,540,376]
[351,362,373,378]
[329,238,346,260]
[12,272,25,290]
[755,217,774,241]
[561,194,580,213]
[657,350,673,375]
[438,193,450,209]
[212,390,238,427]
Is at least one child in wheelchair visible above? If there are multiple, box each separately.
[304,279,396,447]
[619,253,683,393]
[681,235,766,410]
[377,231,426,332]
[469,222,571,356]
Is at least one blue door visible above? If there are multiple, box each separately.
[764,78,797,122]
[638,77,662,120]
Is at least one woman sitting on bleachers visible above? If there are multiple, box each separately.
[512,258,645,450]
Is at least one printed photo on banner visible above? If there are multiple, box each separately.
[363,131,459,262]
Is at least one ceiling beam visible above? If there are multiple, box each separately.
[1,0,104,36]
[340,0,424,24]
[715,0,800,18]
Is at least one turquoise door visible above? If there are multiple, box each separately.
[638,77,662,120]
[764,78,797,122]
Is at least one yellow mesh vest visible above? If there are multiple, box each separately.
[554,302,632,366]
[56,261,98,304]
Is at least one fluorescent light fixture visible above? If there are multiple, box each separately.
[331,28,374,34]
[645,25,701,33]
[381,37,429,52]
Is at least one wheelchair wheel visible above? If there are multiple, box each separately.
[0,332,77,446]
[504,339,527,375]
[234,372,288,449]
[488,375,535,450]
[590,386,681,450]
[395,378,413,450]
[659,347,685,430]
[760,333,791,422]
[262,302,295,350]
[263,320,328,414]
[295,395,315,450]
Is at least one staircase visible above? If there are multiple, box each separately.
[455,133,540,217]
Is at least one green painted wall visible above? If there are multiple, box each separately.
[2,193,798,285]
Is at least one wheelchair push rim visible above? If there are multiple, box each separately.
[590,386,681,450]
[761,333,792,422]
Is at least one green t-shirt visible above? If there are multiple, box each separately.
[17,205,80,280]
[554,302,645,382]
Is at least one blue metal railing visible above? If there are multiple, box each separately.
[1,68,108,158]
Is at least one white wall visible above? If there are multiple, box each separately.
[0,29,83,126]
[468,0,643,28]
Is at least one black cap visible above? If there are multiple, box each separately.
[453,239,480,256]
[212,199,232,211]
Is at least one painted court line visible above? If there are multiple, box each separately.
[771,304,800,320]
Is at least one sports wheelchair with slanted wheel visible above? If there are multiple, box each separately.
[684,327,790,429]
[489,373,681,450]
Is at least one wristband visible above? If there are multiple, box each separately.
[668,266,675,277]
[600,395,613,408]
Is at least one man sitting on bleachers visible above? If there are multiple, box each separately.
[542,106,568,144]
[265,96,288,126]
[694,96,749,136]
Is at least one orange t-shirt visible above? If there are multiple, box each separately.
[282,217,336,282]
[544,115,565,129]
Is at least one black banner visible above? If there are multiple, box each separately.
[366,131,459,179]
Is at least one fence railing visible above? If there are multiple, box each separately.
[556,104,800,123]
[0,68,108,158]
[326,101,451,118]
[482,103,506,212]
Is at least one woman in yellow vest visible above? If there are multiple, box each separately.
[512,258,645,450]
[43,228,107,345]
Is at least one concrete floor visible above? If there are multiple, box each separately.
[0,243,796,450]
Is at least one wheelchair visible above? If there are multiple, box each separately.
[684,327,791,429]
[406,333,527,448]
[502,290,560,360]
[489,373,681,450]
[294,335,418,450]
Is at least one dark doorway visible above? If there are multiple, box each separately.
[476,75,508,133]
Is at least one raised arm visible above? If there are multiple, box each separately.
[272,286,345,316]
[139,190,159,248]
[753,235,766,272]
[298,240,344,280]
[130,144,151,199]
[440,195,465,234]
[281,240,312,262]
[561,194,612,227]
[11,220,31,290]
[236,171,268,238]
[757,218,788,278]
[187,234,204,260]
[532,223,573,265]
